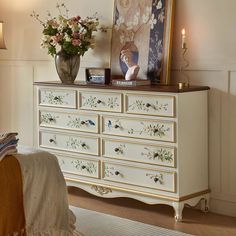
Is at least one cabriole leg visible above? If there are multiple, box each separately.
[173,202,184,222]
[200,194,210,213]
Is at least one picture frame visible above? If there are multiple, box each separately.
[85,68,111,84]
[110,0,175,84]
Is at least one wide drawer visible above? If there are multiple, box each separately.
[39,110,99,133]
[56,153,99,178]
[79,91,122,112]
[102,162,176,192]
[125,93,175,117]
[39,130,99,156]
[39,88,77,108]
[102,138,175,167]
[101,116,175,142]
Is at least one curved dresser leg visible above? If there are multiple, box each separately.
[200,193,210,213]
[173,202,184,222]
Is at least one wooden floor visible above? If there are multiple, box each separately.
[68,187,236,236]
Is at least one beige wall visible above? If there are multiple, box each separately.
[0,0,236,217]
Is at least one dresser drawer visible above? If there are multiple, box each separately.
[39,110,99,133]
[39,88,77,108]
[125,94,175,117]
[39,130,99,156]
[56,154,99,178]
[102,116,175,142]
[80,91,122,112]
[102,162,176,192]
[102,139,175,167]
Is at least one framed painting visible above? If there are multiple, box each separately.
[110,0,175,84]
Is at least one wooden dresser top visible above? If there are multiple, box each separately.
[34,81,210,93]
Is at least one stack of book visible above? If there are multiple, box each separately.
[112,79,151,86]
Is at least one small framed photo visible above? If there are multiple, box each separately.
[85,68,111,84]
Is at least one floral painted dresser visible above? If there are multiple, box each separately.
[34,81,210,221]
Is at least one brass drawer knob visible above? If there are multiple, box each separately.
[115,171,120,176]
[154,177,159,183]
[49,139,55,143]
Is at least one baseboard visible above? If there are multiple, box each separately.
[210,198,236,217]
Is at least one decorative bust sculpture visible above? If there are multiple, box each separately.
[120,48,140,80]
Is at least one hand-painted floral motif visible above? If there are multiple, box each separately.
[67,116,95,129]
[43,91,68,105]
[41,113,58,124]
[107,97,119,109]
[82,96,119,109]
[128,100,168,112]
[141,147,173,163]
[104,165,114,177]
[106,119,170,138]
[66,137,88,150]
[146,173,164,185]
[72,160,96,174]
[139,122,170,137]
[107,119,123,130]
[114,144,126,155]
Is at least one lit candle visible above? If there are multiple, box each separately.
[181,28,186,49]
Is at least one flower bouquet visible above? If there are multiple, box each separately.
[31,3,99,83]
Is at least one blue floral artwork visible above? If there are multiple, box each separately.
[111,0,173,84]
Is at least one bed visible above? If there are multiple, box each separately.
[0,146,81,236]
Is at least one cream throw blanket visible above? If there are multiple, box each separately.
[14,146,82,236]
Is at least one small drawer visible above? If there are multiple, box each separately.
[39,110,99,133]
[125,94,175,117]
[80,91,122,112]
[102,116,175,142]
[102,139,175,167]
[39,130,99,156]
[39,88,77,108]
[56,154,99,178]
[102,162,176,192]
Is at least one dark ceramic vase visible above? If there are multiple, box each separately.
[55,50,80,84]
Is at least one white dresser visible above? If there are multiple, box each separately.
[34,82,210,221]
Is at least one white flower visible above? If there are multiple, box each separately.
[126,21,133,31]
[116,16,124,27]
[133,12,140,26]
[158,11,165,23]
[156,0,162,10]
[64,33,71,42]
[142,13,149,24]
[150,14,157,29]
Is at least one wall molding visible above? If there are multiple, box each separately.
[210,198,236,217]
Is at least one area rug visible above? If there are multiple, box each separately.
[70,206,193,236]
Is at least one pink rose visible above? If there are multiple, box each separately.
[52,34,63,43]
[72,32,80,38]
[72,39,81,46]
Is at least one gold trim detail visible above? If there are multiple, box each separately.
[179,189,211,201]
[66,177,178,201]
[91,185,112,196]
[66,177,210,204]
